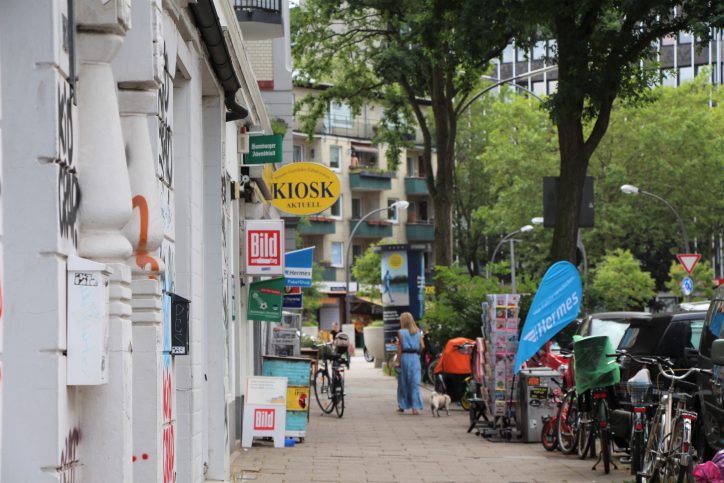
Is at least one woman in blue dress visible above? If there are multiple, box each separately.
[395,312,424,414]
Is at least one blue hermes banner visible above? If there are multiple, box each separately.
[514,261,582,374]
[284,247,314,287]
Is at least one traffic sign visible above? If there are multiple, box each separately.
[676,254,701,275]
[681,277,694,296]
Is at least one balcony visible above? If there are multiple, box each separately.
[404,177,429,195]
[406,222,435,241]
[298,217,337,235]
[349,171,392,191]
[234,0,283,40]
[349,220,393,238]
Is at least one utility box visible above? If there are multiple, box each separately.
[67,256,110,385]
[516,368,561,442]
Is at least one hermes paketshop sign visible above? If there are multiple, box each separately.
[270,162,341,216]
[245,220,284,275]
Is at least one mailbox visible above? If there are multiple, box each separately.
[170,293,190,355]
[67,256,110,385]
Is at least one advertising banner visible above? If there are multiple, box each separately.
[270,162,340,215]
[247,277,285,322]
[284,247,314,287]
[246,220,284,275]
[283,286,303,309]
[514,261,582,373]
[379,245,425,348]
[245,134,282,165]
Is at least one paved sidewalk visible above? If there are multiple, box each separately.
[230,357,629,483]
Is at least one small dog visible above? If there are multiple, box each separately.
[430,391,452,417]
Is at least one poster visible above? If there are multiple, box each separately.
[379,245,425,348]
[245,220,284,275]
[284,247,314,287]
[247,278,285,322]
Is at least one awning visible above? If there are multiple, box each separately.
[351,144,378,154]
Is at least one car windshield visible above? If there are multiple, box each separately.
[587,318,631,348]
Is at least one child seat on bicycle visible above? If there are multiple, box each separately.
[333,332,351,367]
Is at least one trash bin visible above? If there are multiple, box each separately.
[516,368,560,443]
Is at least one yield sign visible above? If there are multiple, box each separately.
[677,254,701,275]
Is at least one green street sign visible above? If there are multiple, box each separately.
[247,277,285,322]
[245,134,282,165]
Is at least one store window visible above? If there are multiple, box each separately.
[331,242,344,268]
[329,145,341,170]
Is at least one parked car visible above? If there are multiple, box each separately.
[696,285,724,458]
[575,311,652,349]
[614,311,706,406]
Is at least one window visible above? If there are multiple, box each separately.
[329,145,341,170]
[351,198,362,219]
[406,156,415,177]
[700,300,724,358]
[330,195,342,219]
[387,198,399,223]
[661,34,676,46]
[293,144,303,162]
[533,41,546,60]
[679,31,693,44]
[331,242,344,268]
[662,70,677,87]
[679,66,694,83]
[532,81,546,98]
[502,45,515,63]
[330,101,352,128]
[548,80,558,94]
[352,244,363,264]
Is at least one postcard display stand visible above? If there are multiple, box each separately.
[481,294,521,421]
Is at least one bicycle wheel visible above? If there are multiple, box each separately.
[599,400,611,474]
[631,427,644,478]
[314,369,334,414]
[541,417,559,451]
[426,357,439,385]
[577,415,593,460]
[334,375,345,418]
[671,418,694,483]
[558,390,579,455]
[642,407,663,482]
[461,390,472,411]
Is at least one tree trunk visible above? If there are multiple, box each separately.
[551,116,590,263]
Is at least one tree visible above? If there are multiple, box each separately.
[526,1,724,263]
[351,244,382,301]
[588,249,656,311]
[292,0,531,268]
[303,262,325,324]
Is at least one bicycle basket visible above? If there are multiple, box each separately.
[318,344,334,359]
[626,368,653,405]
[573,335,620,394]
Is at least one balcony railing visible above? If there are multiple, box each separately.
[349,171,393,191]
[234,0,283,40]
[298,217,337,235]
[349,220,393,238]
[404,177,429,195]
[406,222,435,241]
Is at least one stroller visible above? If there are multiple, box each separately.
[434,337,475,403]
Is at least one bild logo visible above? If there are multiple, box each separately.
[249,230,280,265]
[253,408,275,430]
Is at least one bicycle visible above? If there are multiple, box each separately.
[541,378,565,452]
[576,384,618,474]
[556,387,580,454]
[638,357,711,483]
[313,344,347,418]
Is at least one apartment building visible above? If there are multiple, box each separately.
[292,86,436,328]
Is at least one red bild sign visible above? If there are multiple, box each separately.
[253,408,275,430]
[246,220,284,275]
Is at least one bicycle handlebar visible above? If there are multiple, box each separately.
[612,350,713,379]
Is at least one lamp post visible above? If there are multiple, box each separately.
[344,200,410,326]
[488,224,534,294]
[620,184,690,253]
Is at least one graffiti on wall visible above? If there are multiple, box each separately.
[59,426,81,483]
[57,80,80,247]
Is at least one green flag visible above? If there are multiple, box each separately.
[247,277,285,322]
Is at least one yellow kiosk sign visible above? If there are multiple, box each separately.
[270,162,341,215]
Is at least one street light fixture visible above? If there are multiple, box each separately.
[344,200,410,326]
[488,224,535,294]
[531,217,544,226]
[620,184,690,253]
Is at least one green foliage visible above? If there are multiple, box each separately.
[665,260,715,300]
[351,244,382,301]
[421,266,502,348]
[588,249,656,311]
[368,320,384,328]
[270,118,288,137]
[302,262,325,324]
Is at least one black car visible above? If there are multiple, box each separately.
[615,311,706,405]
[696,285,724,458]
[575,311,652,349]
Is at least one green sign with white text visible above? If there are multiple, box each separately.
[245,134,282,165]
[247,277,285,322]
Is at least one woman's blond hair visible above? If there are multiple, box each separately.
[400,312,419,335]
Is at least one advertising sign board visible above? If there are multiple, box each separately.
[270,162,340,215]
[245,134,282,165]
[247,278,285,322]
[246,220,284,275]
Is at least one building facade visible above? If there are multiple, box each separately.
[292,87,436,329]
[0,0,290,481]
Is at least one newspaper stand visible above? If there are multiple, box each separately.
[262,355,312,440]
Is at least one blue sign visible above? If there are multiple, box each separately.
[681,276,694,296]
[284,247,314,287]
[514,261,582,374]
[283,293,303,309]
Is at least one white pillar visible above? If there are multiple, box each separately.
[74,18,134,481]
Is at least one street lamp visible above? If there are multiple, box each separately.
[531,217,544,226]
[344,200,410,326]
[488,224,534,294]
[620,184,690,253]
